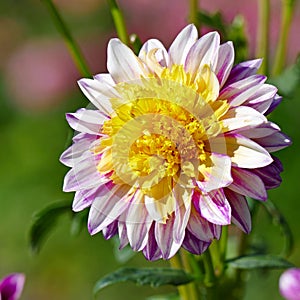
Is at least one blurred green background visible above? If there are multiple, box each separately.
[0,1,299,299]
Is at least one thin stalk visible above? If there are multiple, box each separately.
[189,0,199,28]
[272,0,295,76]
[169,254,190,300]
[256,0,270,75]
[107,0,130,46]
[202,249,216,287]
[41,0,91,78]
[180,250,199,300]
[219,226,228,275]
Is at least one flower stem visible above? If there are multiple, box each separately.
[256,0,270,75]
[169,254,190,300]
[41,0,91,78]
[219,226,228,275]
[189,0,199,28]
[272,0,295,76]
[107,0,130,46]
[203,249,216,287]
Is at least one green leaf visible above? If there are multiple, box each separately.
[226,254,294,270]
[29,200,72,254]
[70,209,88,236]
[112,236,136,264]
[129,33,142,55]
[261,199,294,257]
[197,11,227,36]
[93,268,194,297]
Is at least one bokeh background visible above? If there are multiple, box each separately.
[1,0,299,299]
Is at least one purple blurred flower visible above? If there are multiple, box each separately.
[61,24,291,260]
[279,268,300,300]
[0,273,25,300]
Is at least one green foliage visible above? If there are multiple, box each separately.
[93,268,193,297]
[29,200,72,254]
[226,254,294,270]
[146,294,180,300]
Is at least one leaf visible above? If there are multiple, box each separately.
[197,11,227,36]
[129,33,142,55]
[226,254,294,270]
[262,199,294,257]
[29,200,72,254]
[70,209,88,236]
[93,268,194,297]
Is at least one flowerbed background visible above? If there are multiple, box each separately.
[0,0,299,299]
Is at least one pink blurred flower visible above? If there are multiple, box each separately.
[280,268,300,300]
[0,273,25,300]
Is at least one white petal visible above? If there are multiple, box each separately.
[78,79,118,115]
[222,106,267,132]
[107,38,146,83]
[185,31,220,76]
[168,24,198,66]
[229,167,267,200]
[66,108,107,135]
[209,134,273,168]
[197,153,233,192]
[199,189,231,225]
[215,41,235,88]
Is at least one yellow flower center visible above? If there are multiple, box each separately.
[93,64,229,196]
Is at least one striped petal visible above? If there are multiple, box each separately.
[107,38,146,83]
[254,131,292,152]
[215,41,234,88]
[199,189,231,225]
[224,189,251,233]
[182,230,211,255]
[229,167,267,201]
[169,24,198,66]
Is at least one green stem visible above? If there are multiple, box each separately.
[107,0,130,46]
[180,250,199,300]
[41,0,91,78]
[202,249,216,287]
[189,0,199,28]
[272,0,295,76]
[219,226,228,275]
[256,0,270,75]
[169,254,190,300]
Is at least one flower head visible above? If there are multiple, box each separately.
[61,24,291,260]
[279,268,300,300]
[0,273,25,300]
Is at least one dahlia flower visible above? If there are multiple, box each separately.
[279,268,300,300]
[0,273,25,300]
[61,24,291,260]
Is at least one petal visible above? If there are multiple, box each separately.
[78,78,117,115]
[242,84,277,114]
[107,38,146,83]
[228,167,267,201]
[142,223,162,261]
[251,156,283,189]
[93,73,115,85]
[63,152,108,192]
[60,133,97,167]
[215,41,235,88]
[0,273,25,300]
[118,222,129,249]
[154,216,182,260]
[182,230,210,255]
[265,94,282,115]
[209,134,273,168]
[139,39,169,67]
[88,184,132,235]
[168,24,198,66]
[199,189,231,225]
[185,31,220,77]
[187,206,215,242]
[221,106,267,132]
[66,108,107,135]
[254,131,292,152]
[235,121,280,139]
[197,153,233,192]
[225,58,262,86]
[102,220,118,240]
[125,192,153,251]
[219,75,267,107]
[224,189,251,233]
